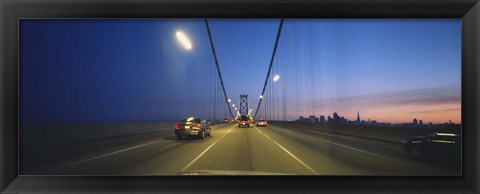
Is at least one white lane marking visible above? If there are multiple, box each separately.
[52,139,163,170]
[53,124,233,171]
[271,124,401,163]
[269,125,293,133]
[254,126,318,175]
[318,139,401,162]
[181,125,235,171]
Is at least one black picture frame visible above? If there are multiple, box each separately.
[1,0,479,193]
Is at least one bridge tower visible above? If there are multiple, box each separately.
[239,94,249,118]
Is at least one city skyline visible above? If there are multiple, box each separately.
[294,109,460,125]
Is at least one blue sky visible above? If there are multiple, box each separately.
[19,19,461,125]
[208,19,279,107]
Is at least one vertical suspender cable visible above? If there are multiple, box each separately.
[254,19,284,119]
[205,19,234,119]
[213,64,217,120]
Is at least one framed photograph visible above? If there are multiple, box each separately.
[1,0,479,193]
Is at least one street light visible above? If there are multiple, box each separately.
[259,95,263,99]
[234,107,237,110]
[232,104,235,107]
[273,74,280,82]
[228,99,231,103]
[176,31,192,50]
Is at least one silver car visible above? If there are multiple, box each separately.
[174,117,211,140]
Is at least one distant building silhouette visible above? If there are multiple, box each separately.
[356,111,361,124]
[333,112,340,124]
[306,115,316,123]
[319,115,326,124]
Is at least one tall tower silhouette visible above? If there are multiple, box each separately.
[356,110,361,124]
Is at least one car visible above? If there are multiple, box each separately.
[238,120,250,128]
[174,117,211,140]
[238,115,250,128]
[402,132,461,161]
[256,119,268,127]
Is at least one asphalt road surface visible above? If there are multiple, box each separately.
[22,123,459,175]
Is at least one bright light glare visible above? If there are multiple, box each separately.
[273,74,280,82]
[436,133,458,137]
[431,140,455,144]
[176,31,192,50]
[259,95,263,99]
[228,99,232,102]
[232,104,235,107]
[234,107,237,110]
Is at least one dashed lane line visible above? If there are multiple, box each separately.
[51,124,234,171]
[51,139,164,170]
[181,125,236,171]
[268,124,402,163]
[254,126,319,175]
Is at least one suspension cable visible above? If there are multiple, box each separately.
[254,19,284,119]
[205,19,235,119]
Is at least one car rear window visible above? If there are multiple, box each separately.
[182,117,201,123]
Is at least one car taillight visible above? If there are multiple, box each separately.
[193,123,201,130]
[174,123,180,129]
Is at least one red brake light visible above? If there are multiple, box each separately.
[193,123,202,129]
[174,123,180,129]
